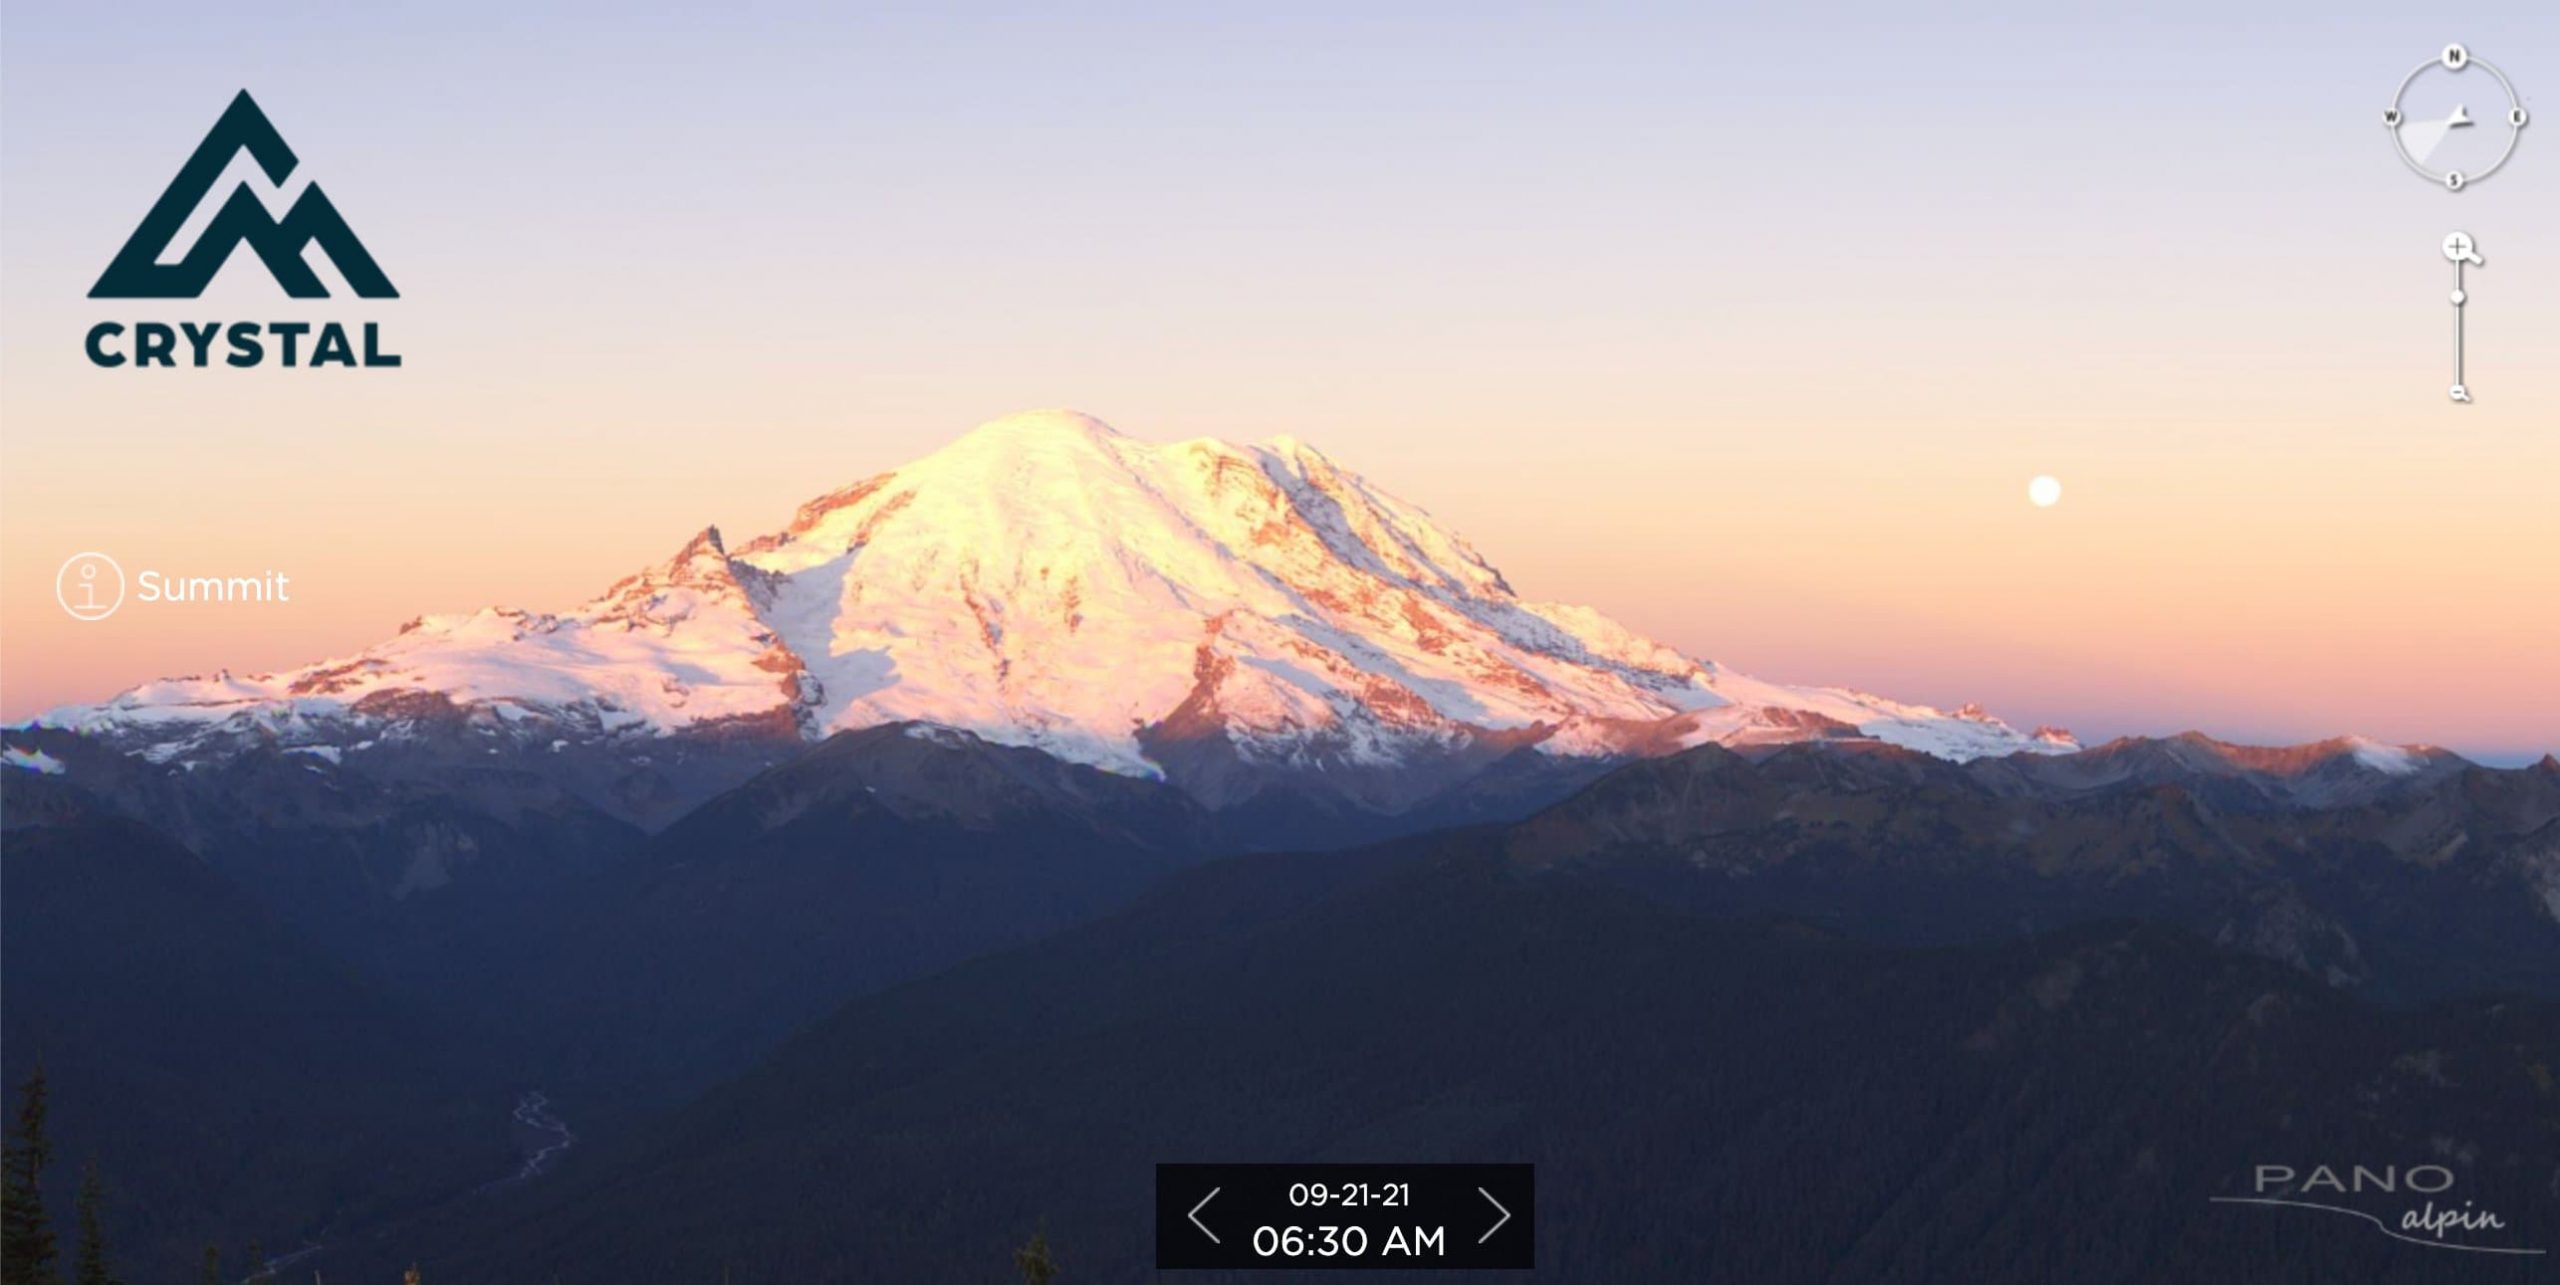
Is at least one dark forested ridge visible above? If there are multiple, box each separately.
[0,726,653,999]
[400,845,2559,1283]
[1501,741,2560,1001]
[0,776,512,1283]
[7,730,2558,1283]
[492,723,1230,1123]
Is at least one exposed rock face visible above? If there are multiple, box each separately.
[30,411,2079,816]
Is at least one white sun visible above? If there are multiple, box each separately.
[2027,475,2063,508]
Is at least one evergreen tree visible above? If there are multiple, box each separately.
[72,1162,117,1285]
[199,1243,219,1285]
[1012,1227,1057,1285]
[1,1067,60,1285]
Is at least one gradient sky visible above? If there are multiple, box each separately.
[3,1,2554,761]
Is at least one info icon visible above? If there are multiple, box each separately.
[56,552,126,622]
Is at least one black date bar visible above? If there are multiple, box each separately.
[1156,1163,1533,1271]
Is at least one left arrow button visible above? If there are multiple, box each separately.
[1188,1187,1222,1244]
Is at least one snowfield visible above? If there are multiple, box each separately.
[34,411,2076,775]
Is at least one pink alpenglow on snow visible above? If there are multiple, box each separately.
[35,411,2071,775]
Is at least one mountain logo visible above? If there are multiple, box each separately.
[90,90,397,299]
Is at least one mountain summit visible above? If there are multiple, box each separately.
[37,411,2066,807]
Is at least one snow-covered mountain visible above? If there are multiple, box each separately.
[32,411,2073,804]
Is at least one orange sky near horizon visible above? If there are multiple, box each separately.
[5,392,2554,761]
[2,4,2554,761]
